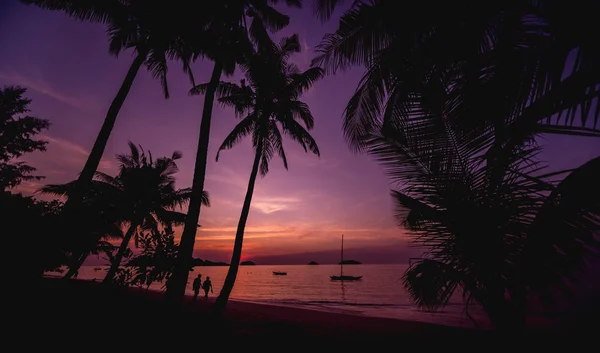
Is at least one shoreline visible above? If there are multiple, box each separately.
[43,274,568,330]
[49,273,483,329]
[18,277,597,349]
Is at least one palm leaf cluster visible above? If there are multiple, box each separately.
[41,143,208,282]
[314,0,600,329]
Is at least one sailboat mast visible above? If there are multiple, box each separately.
[340,234,344,276]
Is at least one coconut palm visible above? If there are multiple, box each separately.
[167,0,303,302]
[39,175,126,278]
[43,143,209,283]
[370,110,600,330]
[199,34,322,314]
[312,0,600,152]
[20,1,206,276]
[311,0,600,331]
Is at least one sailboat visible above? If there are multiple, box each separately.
[330,234,362,281]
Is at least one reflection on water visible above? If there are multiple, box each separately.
[72,264,489,328]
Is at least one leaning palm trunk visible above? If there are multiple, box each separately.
[63,252,88,279]
[104,224,137,283]
[166,61,224,302]
[62,51,147,279]
[213,145,262,316]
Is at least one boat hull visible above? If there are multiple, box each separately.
[330,275,362,281]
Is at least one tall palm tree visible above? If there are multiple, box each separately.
[43,143,209,283]
[167,0,302,302]
[311,0,600,331]
[368,110,600,331]
[202,34,323,315]
[21,0,205,277]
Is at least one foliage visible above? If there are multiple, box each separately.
[199,34,323,174]
[114,228,180,289]
[168,0,303,300]
[313,0,600,330]
[0,86,49,190]
[313,0,600,153]
[42,142,203,249]
[2,191,66,277]
[207,32,322,313]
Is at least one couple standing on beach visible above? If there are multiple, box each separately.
[193,274,213,300]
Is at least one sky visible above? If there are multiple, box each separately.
[1,2,598,265]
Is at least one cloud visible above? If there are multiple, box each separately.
[42,134,116,173]
[205,165,249,191]
[251,195,301,214]
[12,134,118,198]
[0,69,99,111]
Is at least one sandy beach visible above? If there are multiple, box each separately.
[9,277,594,351]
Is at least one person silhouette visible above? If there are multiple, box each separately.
[202,276,213,300]
[192,274,202,301]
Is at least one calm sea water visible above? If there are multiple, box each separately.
[71,264,490,328]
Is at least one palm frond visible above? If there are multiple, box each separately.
[279,117,320,157]
[312,2,391,74]
[270,124,288,170]
[252,3,290,32]
[278,34,301,57]
[145,49,170,99]
[216,113,258,161]
[287,100,315,129]
[403,259,461,311]
[288,67,324,96]
[20,0,125,24]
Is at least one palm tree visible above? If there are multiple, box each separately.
[167,0,303,302]
[39,176,126,278]
[369,111,600,331]
[311,0,600,331]
[21,0,205,277]
[43,143,209,283]
[202,34,322,315]
[312,0,599,150]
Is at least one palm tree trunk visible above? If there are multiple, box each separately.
[61,50,147,275]
[165,60,224,302]
[103,225,136,284]
[213,145,262,316]
[62,251,88,279]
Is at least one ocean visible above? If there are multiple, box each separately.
[72,264,492,328]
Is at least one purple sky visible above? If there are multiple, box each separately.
[1,2,598,265]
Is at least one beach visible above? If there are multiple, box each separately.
[72,264,492,328]
[13,277,595,351]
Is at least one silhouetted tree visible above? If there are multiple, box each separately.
[204,34,322,315]
[2,191,65,281]
[380,116,600,331]
[39,180,125,278]
[313,0,599,150]
[0,86,49,191]
[115,227,180,289]
[312,0,351,21]
[43,143,208,282]
[311,0,600,331]
[167,0,302,303]
[20,1,204,276]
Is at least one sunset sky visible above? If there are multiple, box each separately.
[1,2,598,265]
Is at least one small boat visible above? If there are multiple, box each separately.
[272,271,287,276]
[330,234,362,281]
[331,275,362,281]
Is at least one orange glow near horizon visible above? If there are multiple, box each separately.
[5,3,595,266]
